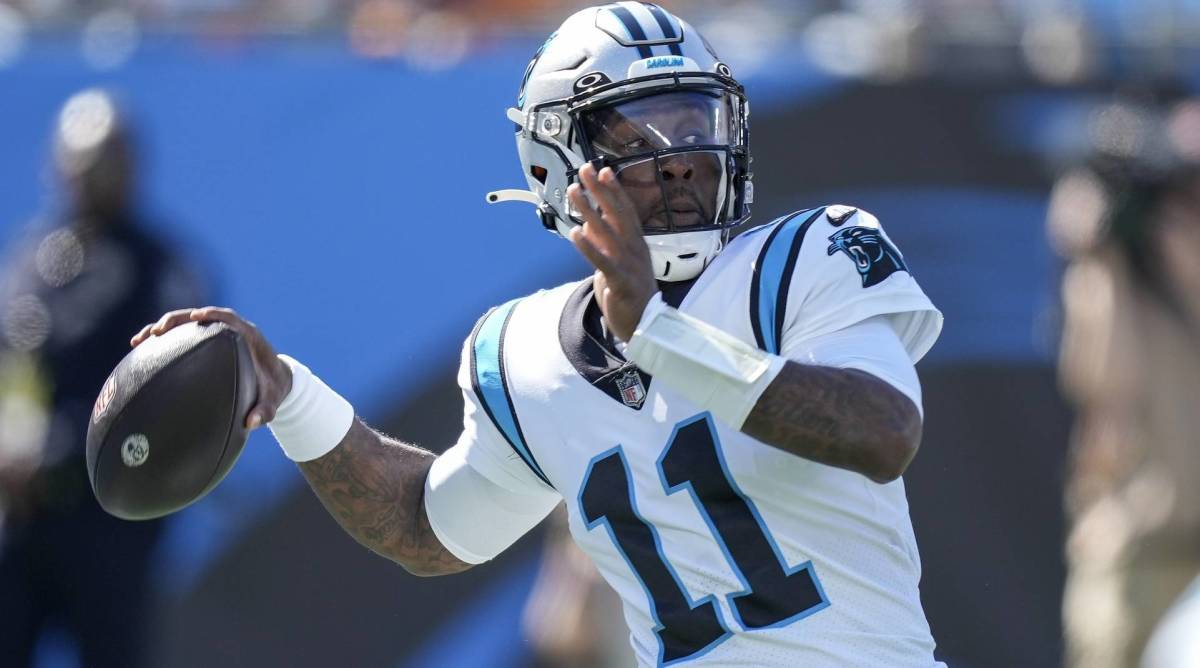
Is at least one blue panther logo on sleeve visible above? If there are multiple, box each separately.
[826,226,909,288]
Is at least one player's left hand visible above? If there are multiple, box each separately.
[567,162,657,342]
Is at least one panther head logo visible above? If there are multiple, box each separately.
[826,226,909,288]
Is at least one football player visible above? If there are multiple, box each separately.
[134,4,945,665]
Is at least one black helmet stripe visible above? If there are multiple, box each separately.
[641,3,684,56]
[606,4,653,58]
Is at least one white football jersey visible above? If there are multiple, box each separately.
[454,206,944,667]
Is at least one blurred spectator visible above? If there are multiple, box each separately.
[521,509,634,668]
[0,89,209,668]
[1050,96,1200,668]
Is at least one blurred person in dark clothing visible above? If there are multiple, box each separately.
[521,508,634,668]
[1050,97,1200,668]
[0,89,208,668]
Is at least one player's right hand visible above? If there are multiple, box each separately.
[130,307,292,430]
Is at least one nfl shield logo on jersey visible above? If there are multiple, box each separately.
[615,368,646,408]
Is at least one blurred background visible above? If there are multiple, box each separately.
[1,1,1198,667]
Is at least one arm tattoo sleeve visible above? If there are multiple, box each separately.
[298,419,472,576]
[741,362,923,483]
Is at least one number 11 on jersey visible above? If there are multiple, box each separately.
[580,413,830,666]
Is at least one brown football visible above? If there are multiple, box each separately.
[85,321,257,520]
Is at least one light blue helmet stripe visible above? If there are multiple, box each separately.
[471,299,552,487]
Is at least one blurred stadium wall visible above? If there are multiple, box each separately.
[2,1,1198,666]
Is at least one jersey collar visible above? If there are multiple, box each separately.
[557,277,696,410]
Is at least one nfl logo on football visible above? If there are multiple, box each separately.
[93,374,116,424]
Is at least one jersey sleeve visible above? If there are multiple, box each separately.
[750,205,943,363]
[790,314,925,417]
[424,311,562,564]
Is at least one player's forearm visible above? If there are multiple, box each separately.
[741,362,922,484]
[297,419,471,576]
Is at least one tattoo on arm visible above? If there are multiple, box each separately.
[298,419,472,576]
[741,362,923,483]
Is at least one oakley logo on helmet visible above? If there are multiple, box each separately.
[574,72,613,94]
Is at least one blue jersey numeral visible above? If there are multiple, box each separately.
[579,414,829,666]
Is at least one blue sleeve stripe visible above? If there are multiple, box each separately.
[750,207,826,354]
[470,299,552,487]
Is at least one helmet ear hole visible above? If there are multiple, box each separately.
[531,165,548,184]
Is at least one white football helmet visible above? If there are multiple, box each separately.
[487,3,753,282]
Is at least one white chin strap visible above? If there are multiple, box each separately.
[646,230,724,282]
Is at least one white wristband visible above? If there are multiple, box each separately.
[268,355,355,462]
[625,293,785,429]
